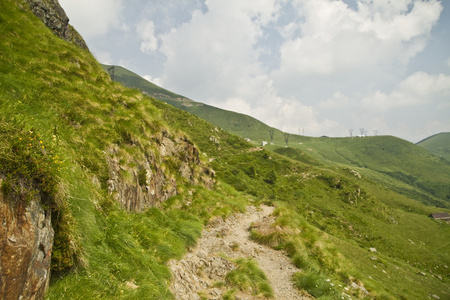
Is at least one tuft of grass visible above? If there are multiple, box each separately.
[222,288,237,300]
[225,257,273,298]
[249,229,286,249]
[293,270,338,298]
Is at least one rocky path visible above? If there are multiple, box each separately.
[169,205,311,299]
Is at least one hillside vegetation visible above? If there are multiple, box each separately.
[269,136,450,209]
[101,64,284,142]
[1,1,449,299]
[417,132,450,162]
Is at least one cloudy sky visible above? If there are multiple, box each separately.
[59,0,450,142]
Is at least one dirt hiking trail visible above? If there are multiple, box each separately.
[169,205,312,299]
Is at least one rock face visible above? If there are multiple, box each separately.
[23,0,89,50]
[0,178,54,300]
[107,132,215,211]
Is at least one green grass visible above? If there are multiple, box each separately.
[225,257,273,298]
[293,270,339,299]
[163,182,250,223]
[417,132,450,162]
[211,147,450,299]
[48,203,202,299]
[268,136,450,208]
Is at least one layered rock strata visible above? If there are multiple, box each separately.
[0,179,54,300]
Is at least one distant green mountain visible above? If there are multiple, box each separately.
[101,64,189,102]
[101,64,284,143]
[270,135,450,208]
[417,132,450,161]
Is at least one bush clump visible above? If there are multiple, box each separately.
[0,118,61,202]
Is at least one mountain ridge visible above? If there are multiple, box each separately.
[417,132,450,161]
[101,64,286,143]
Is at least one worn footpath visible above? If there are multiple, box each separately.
[169,205,312,299]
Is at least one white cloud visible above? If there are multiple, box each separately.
[157,0,280,102]
[362,72,450,112]
[318,92,350,109]
[143,75,163,87]
[273,0,442,98]
[137,20,158,53]
[59,0,124,39]
[152,0,446,142]
[357,0,441,41]
[398,72,450,97]
[91,49,113,65]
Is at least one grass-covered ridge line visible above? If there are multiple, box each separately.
[268,135,450,208]
[102,64,286,143]
[1,0,449,299]
[417,132,450,162]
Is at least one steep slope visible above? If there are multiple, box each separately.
[417,132,450,162]
[0,1,246,299]
[102,64,285,143]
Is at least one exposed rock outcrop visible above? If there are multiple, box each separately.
[107,132,215,211]
[23,0,89,50]
[0,178,54,300]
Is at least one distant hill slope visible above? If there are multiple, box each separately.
[101,64,188,102]
[417,132,450,161]
[271,135,450,208]
[101,64,285,143]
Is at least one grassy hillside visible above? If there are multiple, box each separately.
[0,2,248,298]
[210,147,450,299]
[1,1,449,299]
[417,132,450,162]
[102,64,285,143]
[267,135,450,208]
